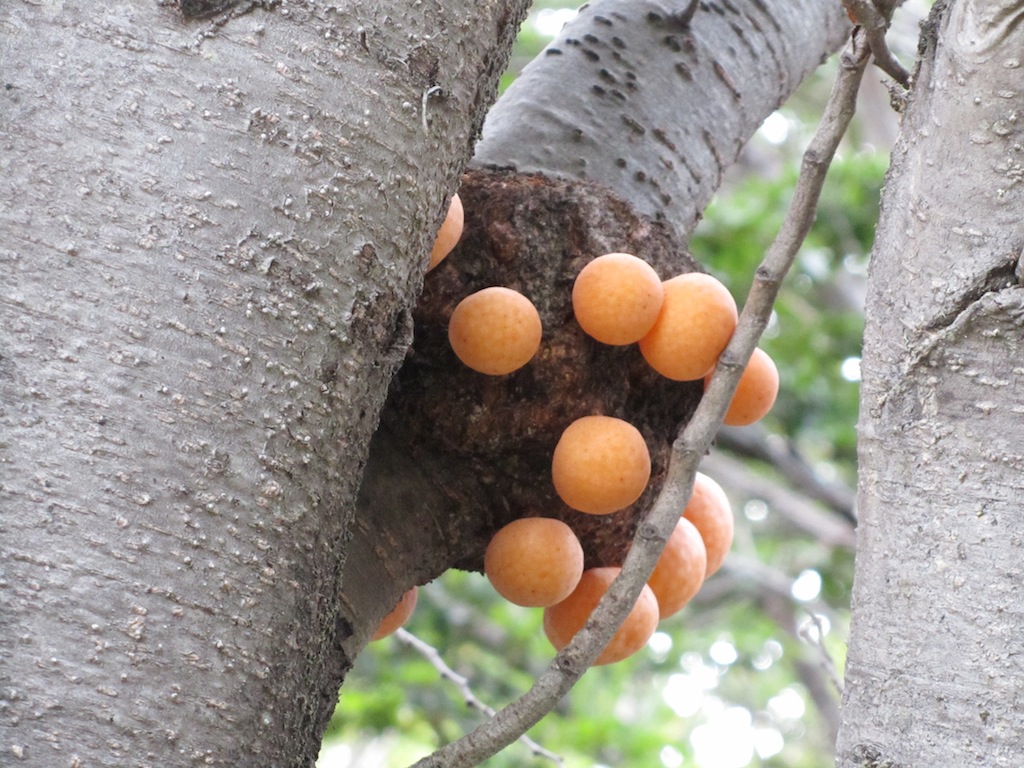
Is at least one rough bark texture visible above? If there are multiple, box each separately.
[837,2,1024,766]
[474,0,851,239]
[0,1,529,765]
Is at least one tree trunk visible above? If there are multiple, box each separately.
[0,2,528,765]
[836,2,1024,765]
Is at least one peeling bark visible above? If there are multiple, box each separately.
[837,1,1024,765]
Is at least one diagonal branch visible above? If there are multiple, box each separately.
[715,425,858,524]
[698,449,856,548]
[408,32,871,768]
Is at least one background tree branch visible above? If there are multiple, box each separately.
[474,0,851,240]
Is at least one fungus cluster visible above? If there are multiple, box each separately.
[573,252,779,419]
[537,472,733,664]
[372,197,777,664]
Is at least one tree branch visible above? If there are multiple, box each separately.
[408,32,870,768]
[797,611,845,697]
[715,425,857,524]
[473,0,852,242]
[720,556,844,740]
[844,0,911,87]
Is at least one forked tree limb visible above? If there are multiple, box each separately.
[407,32,871,768]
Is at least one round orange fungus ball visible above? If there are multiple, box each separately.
[572,253,664,345]
[639,273,738,381]
[646,517,707,619]
[543,566,659,665]
[485,518,584,607]
[551,415,651,515]
[371,586,418,641]
[683,472,734,577]
[707,347,780,426]
[428,193,464,270]
[448,287,542,375]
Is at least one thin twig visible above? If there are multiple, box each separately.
[407,33,871,768]
[843,0,911,88]
[798,611,846,697]
[676,0,700,27]
[718,556,847,702]
[422,85,442,133]
[717,556,843,739]
[394,628,566,766]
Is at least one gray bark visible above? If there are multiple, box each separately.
[0,2,528,765]
[837,2,1024,765]
[474,0,851,240]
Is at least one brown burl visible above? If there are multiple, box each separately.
[362,168,706,587]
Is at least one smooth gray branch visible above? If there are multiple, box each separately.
[407,31,870,768]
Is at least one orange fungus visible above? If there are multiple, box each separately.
[551,415,651,515]
[543,566,659,665]
[485,518,585,607]
[428,193,464,270]
[707,347,780,427]
[572,253,664,345]
[683,472,734,577]
[448,287,542,375]
[639,273,738,381]
[371,586,418,641]
[646,518,707,619]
